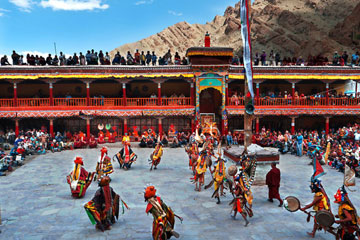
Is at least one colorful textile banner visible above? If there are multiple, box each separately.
[311,156,325,181]
[240,0,254,98]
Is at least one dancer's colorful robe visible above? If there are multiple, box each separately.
[146,196,176,240]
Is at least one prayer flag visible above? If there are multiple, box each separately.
[311,156,325,181]
[240,0,254,98]
[344,165,356,187]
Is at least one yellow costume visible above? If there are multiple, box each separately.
[313,192,329,212]
[338,203,358,225]
[152,145,163,161]
[196,155,207,175]
[122,135,130,143]
[214,161,226,191]
[324,142,331,165]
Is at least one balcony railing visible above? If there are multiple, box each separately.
[0,97,191,108]
[227,97,360,107]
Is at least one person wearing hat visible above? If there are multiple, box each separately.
[231,170,252,226]
[114,140,137,170]
[211,157,226,204]
[334,186,360,239]
[66,157,95,198]
[300,179,331,238]
[145,186,181,239]
[193,149,208,192]
[96,147,114,179]
[149,141,163,171]
[84,176,123,232]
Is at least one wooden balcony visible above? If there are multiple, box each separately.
[227,97,360,107]
[0,97,192,110]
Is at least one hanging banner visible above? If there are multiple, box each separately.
[240,0,254,98]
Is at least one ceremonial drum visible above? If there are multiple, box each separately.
[284,196,301,212]
[315,210,335,227]
[228,165,238,176]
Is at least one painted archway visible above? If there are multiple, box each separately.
[195,73,227,134]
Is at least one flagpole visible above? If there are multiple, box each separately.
[244,0,253,151]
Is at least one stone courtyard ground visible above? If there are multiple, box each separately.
[0,146,359,240]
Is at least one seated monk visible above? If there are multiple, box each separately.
[105,130,111,142]
[132,126,139,141]
[108,132,116,143]
[74,134,84,149]
[98,131,105,144]
[89,135,98,148]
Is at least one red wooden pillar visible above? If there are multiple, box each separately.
[326,83,329,105]
[255,117,259,134]
[122,83,127,106]
[86,82,90,106]
[13,82,17,107]
[292,82,295,105]
[158,82,161,105]
[86,119,91,138]
[256,82,260,105]
[49,82,54,106]
[158,118,163,138]
[123,118,128,135]
[191,119,195,133]
[291,117,295,135]
[190,82,194,105]
[225,83,229,105]
[325,117,330,135]
[15,119,19,137]
[49,119,54,138]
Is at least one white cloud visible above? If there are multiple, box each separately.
[168,10,182,16]
[21,51,50,57]
[40,0,109,11]
[9,0,33,12]
[0,8,10,16]
[135,0,153,5]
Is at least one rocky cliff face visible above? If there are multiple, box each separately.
[111,0,360,59]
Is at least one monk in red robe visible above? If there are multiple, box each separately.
[265,162,283,207]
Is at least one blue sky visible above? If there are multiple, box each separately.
[0,0,242,57]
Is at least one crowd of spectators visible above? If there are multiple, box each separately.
[0,49,189,66]
[247,124,360,177]
[229,89,358,106]
[231,50,360,67]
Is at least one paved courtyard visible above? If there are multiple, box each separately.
[0,146,359,240]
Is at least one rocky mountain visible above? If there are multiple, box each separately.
[111,0,360,59]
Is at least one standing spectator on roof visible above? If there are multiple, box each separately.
[134,49,140,64]
[151,51,157,66]
[85,50,91,64]
[59,52,66,66]
[140,51,146,65]
[261,50,267,66]
[99,50,104,65]
[79,52,85,65]
[46,54,53,65]
[145,51,152,65]
[11,50,20,65]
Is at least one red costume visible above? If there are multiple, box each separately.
[66,157,95,198]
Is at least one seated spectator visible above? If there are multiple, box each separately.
[1,55,11,65]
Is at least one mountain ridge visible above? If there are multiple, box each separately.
[111,0,360,59]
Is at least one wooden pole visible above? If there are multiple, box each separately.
[244,0,253,150]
